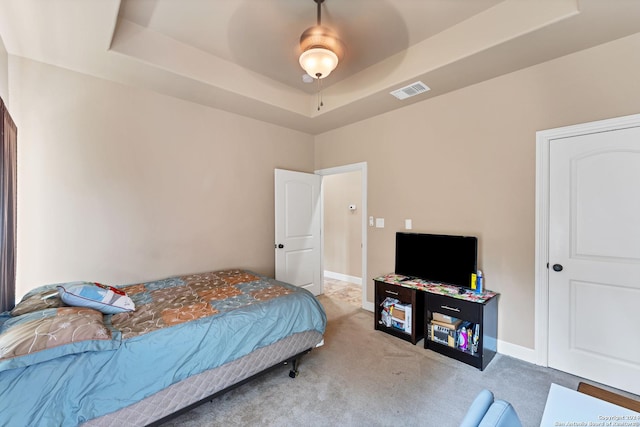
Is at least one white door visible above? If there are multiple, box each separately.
[274,169,322,295]
[548,125,640,394]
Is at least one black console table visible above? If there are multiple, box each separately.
[374,273,499,370]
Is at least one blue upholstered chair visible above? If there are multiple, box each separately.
[459,389,523,427]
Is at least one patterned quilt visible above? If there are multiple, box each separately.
[113,269,295,339]
[0,270,326,427]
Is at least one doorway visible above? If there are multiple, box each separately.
[535,113,640,394]
[316,162,369,311]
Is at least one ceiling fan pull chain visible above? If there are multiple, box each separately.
[317,75,324,111]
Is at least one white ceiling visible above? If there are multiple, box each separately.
[1,0,639,134]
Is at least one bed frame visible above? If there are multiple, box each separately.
[84,330,323,426]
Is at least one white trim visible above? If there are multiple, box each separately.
[535,128,551,367]
[324,270,362,286]
[497,340,538,365]
[534,113,640,368]
[315,162,370,312]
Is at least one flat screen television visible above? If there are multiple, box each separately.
[395,232,478,288]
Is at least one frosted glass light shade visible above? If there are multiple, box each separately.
[299,47,339,79]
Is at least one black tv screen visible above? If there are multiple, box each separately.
[395,232,478,288]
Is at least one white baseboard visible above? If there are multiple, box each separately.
[324,271,362,286]
[497,339,538,364]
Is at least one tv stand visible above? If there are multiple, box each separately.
[374,280,425,344]
[374,274,499,370]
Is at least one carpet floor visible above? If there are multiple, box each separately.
[162,295,598,427]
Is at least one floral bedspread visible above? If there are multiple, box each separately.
[0,269,326,426]
[113,269,295,339]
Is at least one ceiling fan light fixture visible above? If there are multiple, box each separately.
[299,47,338,79]
[298,0,341,80]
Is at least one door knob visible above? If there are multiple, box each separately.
[552,264,563,272]
[276,244,284,249]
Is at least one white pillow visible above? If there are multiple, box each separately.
[57,282,135,314]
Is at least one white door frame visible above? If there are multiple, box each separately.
[315,162,372,312]
[534,112,640,367]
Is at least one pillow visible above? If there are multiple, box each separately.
[57,282,135,314]
[10,284,62,317]
[0,307,120,372]
[1,308,59,334]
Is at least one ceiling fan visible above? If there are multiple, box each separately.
[298,0,343,110]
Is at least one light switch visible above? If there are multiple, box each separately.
[375,218,385,228]
[405,219,412,230]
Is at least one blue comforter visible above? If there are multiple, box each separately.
[0,270,326,426]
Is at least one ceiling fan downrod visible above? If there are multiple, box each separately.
[316,0,324,26]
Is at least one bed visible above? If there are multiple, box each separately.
[0,269,326,426]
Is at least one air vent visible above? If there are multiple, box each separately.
[390,81,431,100]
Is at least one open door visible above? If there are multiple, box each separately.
[274,169,322,295]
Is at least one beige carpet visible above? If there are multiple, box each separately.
[162,295,593,427]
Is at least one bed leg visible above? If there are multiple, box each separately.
[288,357,299,378]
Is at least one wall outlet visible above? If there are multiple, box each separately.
[405,219,412,230]
[369,216,374,227]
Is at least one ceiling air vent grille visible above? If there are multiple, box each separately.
[390,81,431,100]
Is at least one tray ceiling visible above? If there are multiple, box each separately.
[1,0,639,134]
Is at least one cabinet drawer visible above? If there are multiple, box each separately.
[428,294,481,323]
[376,282,414,301]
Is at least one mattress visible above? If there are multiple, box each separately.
[85,330,323,426]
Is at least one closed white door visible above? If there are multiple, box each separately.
[548,125,640,394]
[274,169,322,295]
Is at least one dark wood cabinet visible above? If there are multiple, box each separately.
[374,274,498,370]
[374,280,424,344]
[425,292,498,370]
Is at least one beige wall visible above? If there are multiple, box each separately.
[11,57,314,299]
[323,171,362,278]
[9,31,640,352]
[315,33,640,350]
